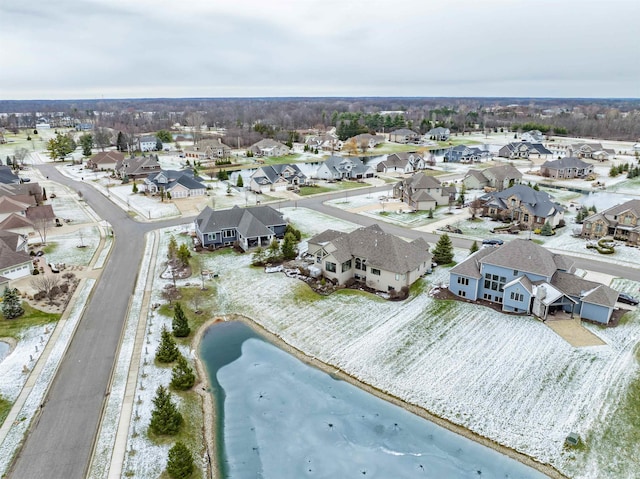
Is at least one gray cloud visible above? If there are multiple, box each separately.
[1,0,639,99]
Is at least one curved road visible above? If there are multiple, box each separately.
[8,173,640,478]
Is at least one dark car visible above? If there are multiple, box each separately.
[482,239,504,246]
[617,293,639,305]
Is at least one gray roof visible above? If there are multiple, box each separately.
[449,247,495,279]
[390,128,419,136]
[195,205,285,236]
[586,199,640,226]
[0,166,20,185]
[480,239,573,279]
[501,142,552,156]
[0,241,30,270]
[551,271,618,307]
[147,169,205,192]
[482,184,564,218]
[541,157,591,169]
[484,165,523,182]
[252,164,306,185]
[308,229,345,246]
[321,155,372,177]
[322,224,431,274]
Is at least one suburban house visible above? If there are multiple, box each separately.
[0,166,21,185]
[0,182,43,206]
[249,164,307,193]
[427,127,450,141]
[194,205,287,251]
[116,155,162,179]
[346,133,385,151]
[249,139,290,157]
[581,199,640,244]
[449,239,618,324]
[540,157,594,179]
[498,142,552,160]
[0,196,31,222]
[87,151,125,171]
[138,135,158,152]
[570,143,615,161]
[306,224,432,293]
[305,132,342,151]
[0,230,33,281]
[520,130,545,143]
[75,123,93,131]
[184,138,232,160]
[480,184,564,228]
[376,152,425,174]
[462,165,523,191]
[393,173,456,211]
[389,129,421,144]
[315,155,375,181]
[444,145,490,163]
[143,169,206,198]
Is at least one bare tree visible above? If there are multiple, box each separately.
[30,275,61,302]
[13,147,29,169]
[468,198,485,220]
[32,217,53,245]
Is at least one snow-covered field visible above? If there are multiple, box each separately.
[117,220,640,479]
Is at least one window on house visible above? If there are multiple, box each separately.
[457,277,469,286]
[355,258,367,271]
[459,290,466,297]
[341,260,352,273]
[371,268,381,276]
[325,261,336,273]
[523,214,529,222]
[513,270,519,276]
[207,233,215,241]
[223,229,235,238]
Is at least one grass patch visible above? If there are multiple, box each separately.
[371,143,426,155]
[0,395,12,428]
[259,154,302,166]
[293,282,323,303]
[334,288,386,302]
[0,303,60,340]
[298,185,334,196]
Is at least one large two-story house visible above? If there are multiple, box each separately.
[249,139,291,157]
[427,127,450,141]
[87,151,125,171]
[116,155,162,179]
[376,152,425,174]
[540,157,594,179]
[389,129,421,144]
[307,224,432,293]
[498,142,552,160]
[449,239,618,323]
[480,184,564,228]
[569,143,615,161]
[393,173,456,211]
[194,205,287,251]
[444,145,490,163]
[249,164,307,193]
[184,138,233,160]
[581,199,640,244]
[462,165,523,191]
[315,155,375,181]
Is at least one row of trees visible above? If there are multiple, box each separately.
[251,225,302,265]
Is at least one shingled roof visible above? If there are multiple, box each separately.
[480,239,574,279]
[195,205,285,237]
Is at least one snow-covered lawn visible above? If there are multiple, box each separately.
[120,230,640,479]
[43,226,100,266]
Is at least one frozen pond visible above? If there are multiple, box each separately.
[0,341,8,362]
[201,322,548,479]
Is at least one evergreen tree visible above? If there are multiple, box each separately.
[432,233,454,265]
[149,385,183,436]
[236,175,244,188]
[2,287,24,319]
[168,236,178,260]
[281,232,297,260]
[469,241,479,254]
[251,246,266,266]
[171,354,196,391]
[166,441,194,479]
[42,187,47,201]
[177,243,191,267]
[79,133,93,157]
[540,221,554,236]
[267,239,281,261]
[132,181,138,193]
[427,208,434,219]
[172,302,190,338]
[285,224,302,241]
[156,326,180,363]
[533,183,540,191]
[116,131,128,152]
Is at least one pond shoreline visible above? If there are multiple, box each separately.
[193,314,567,479]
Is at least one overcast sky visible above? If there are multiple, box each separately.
[1,0,639,100]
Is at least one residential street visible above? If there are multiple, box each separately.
[7,169,640,478]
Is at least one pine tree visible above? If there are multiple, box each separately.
[469,241,479,254]
[236,175,244,188]
[156,326,180,363]
[172,302,190,338]
[171,354,196,391]
[540,221,554,236]
[168,236,178,260]
[280,232,297,260]
[432,233,454,265]
[177,243,191,267]
[132,181,138,193]
[2,287,24,319]
[149,385,183,436]
[166,441,194,479]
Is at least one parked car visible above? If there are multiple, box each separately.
[617,293,639,305]
[482,239,504,246]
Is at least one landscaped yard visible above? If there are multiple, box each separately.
[122,225,640,479]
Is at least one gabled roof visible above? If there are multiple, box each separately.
[483,164,523,182]
[480,239,573,279]
[25,205,56,221]
[0,166,20,185]
[587,199,640,225]
[0,196,30,214]
[308,229,344,246]
[0,230,26,251]
[0,213,33,230]
[501,142,552,155]
[403,172,442,190]
[252,164,306,184]
[321,155,372,176]
[390,128,419,136]
[0,241,31,270]
[449,247,495,279]
[551,271,618,307]
[482,184,564,218]
[195,205,285,235]
[504,275,533,294]
[541,156,591,169]
[89,151,125,165]
[321,224,431,274]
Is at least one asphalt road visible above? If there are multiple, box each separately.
[8,174,640,478]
